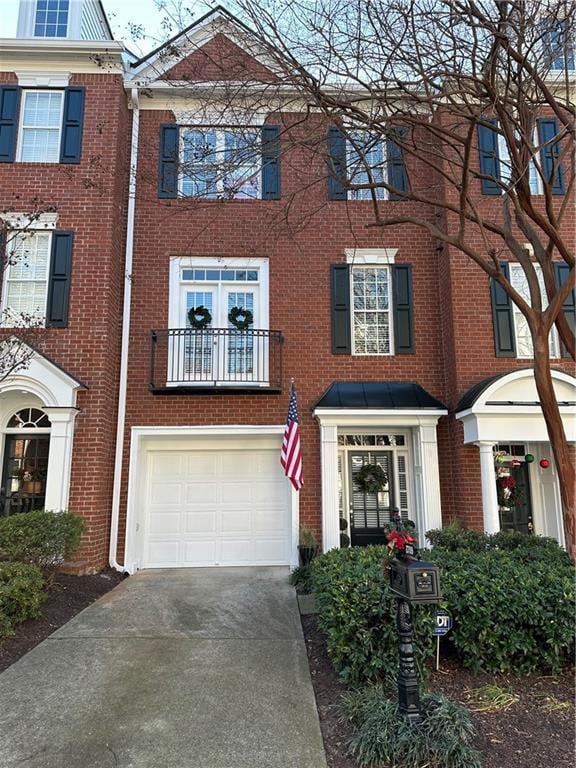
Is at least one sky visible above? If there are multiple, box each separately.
[0,0,211,56]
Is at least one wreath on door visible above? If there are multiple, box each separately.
[356,463,388,495]
[188,305,212,329]
[228,306,253,330]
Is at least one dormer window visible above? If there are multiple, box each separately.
[34,0,70,38]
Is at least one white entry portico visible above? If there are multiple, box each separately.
[456,368,576,545]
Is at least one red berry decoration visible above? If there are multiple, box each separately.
[539,458,550,469]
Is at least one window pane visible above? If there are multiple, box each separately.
[348,132,386,200]
[4,233,50,323]
[510,264,559,358]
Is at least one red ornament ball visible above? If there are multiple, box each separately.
[539,458,550,469]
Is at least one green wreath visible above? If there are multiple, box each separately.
[188,305,212,329]
[228,306,253,330]
[356,463,388,494]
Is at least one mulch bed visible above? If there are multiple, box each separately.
[0,569,125,673]
[302,614,575,768]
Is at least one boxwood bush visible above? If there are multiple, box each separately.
[310,535,574,681]
[0,510,86,571]
[0,562,44,637]
[311,546,435,685]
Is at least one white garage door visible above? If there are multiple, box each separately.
[143,448,292,567]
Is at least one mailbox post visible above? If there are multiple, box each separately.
[388,515,442,725]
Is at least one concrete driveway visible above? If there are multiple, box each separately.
[0,567,327,768]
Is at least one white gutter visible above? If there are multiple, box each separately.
[109,87,139,572]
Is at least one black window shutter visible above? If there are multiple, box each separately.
[261,125,281,200]
[0,86,21,163]
[46,231,73,328]
[327,126,347,200]
[554,262,575,357]
[387,129,409,200]
[491,262,516,357]
[477,120,501,195]
[393,264,414,353]
[331,264,351,353]
[158,124,178,199]
[538,118,565,195]
[60,87,85,164]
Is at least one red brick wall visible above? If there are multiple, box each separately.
[0,72,130,568]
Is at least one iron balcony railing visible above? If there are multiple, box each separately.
[150,327,283,391]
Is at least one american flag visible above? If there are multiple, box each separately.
[281,382,303,490]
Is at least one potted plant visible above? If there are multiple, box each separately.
[18,468,44,495]
[298,526,318,566]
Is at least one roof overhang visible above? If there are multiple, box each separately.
[0,39,125,72]
[456,368,576,444]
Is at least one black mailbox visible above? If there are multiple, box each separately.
[389,557,442,604]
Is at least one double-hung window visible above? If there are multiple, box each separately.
[351,266,392,354]
[509,264,559,358]
[180,128,261,199]
[2,231,51,324]
[18,91,64,163]
[347,134,386,201]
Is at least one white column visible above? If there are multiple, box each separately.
[43,407,79,511]
[413,423,443,538]
[475,441,500,534]
[319,423,340,552]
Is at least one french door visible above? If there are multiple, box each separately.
[177,283,262,383]
[1,435,50,517]
[348,451,394,546]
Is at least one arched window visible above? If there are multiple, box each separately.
[6,408,51,429]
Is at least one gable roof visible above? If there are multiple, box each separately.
[127,5,281,82]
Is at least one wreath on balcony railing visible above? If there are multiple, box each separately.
[355,463,388,495]
[188,305,212,329]
[228,306,253,330]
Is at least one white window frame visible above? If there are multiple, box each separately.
[497,131,542,195]
[350,265,394,356]
[16,89,65,164]
[169,257,269,330]
[509,263,560,359]
[347,133,389,201]
[33,0,70,38]
[179,127,262,200]
[1,229,52,328]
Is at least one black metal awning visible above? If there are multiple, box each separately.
[313,382,447,410]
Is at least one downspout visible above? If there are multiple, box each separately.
[109,87,139,572]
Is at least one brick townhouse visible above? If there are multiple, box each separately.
[0,1,573,573]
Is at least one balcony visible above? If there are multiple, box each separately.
[149,328,284,394]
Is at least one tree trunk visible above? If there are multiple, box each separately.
[532,329,576,560]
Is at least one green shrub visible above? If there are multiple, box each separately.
[311,546,435,685]
[433,547,575,674]
[426,522,487,552]
[289,563,314,594]
[0,562,44,637]
[0,510,86,571]
[344,685,481,768]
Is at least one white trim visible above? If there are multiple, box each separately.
[172,108,268,126]
[123,425,298,573]
[350,263,394,356]
[16,88,65,164]
[16,71,71,87]
[0,212,59,230]
[109,88,139,573]
[315,411,445,550]
[1,230,52,328]
[345,248,398,264]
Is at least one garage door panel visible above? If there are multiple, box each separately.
[149,511,180,534]
[254,538,288,563]
[220,508,251,532]
[221,482,252,503]
[183,510,217,533]
[185,482,218,504]
[150,482,183,505]
[185,453,219,476]
[143,447,291,568]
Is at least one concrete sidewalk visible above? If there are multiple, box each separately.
[0,567,327,768]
